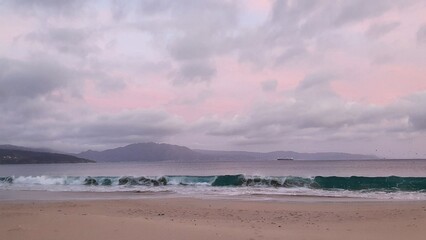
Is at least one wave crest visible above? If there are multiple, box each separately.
[1,175,426,192]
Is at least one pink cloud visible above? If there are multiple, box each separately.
[83,76,174,112]
[333,64,426,105]
[245,0,272,12]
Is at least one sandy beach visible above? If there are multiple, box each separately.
[1,197,425,240]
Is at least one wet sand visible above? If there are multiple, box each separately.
[1,198,426,240]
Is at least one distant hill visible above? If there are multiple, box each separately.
[76,142,378,162]
[0,147,94,164]
[77,142,203,162]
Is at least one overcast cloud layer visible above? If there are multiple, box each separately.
[0,0,425,158]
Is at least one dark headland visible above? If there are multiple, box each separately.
[0,145,94,164]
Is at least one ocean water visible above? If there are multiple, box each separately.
[1,159,426,200]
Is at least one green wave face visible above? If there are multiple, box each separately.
[211,174,246,186]
[312,176,426,191]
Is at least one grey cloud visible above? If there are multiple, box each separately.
[24,27,100,57]
[169,36,215,61]
[0,57,86,146]
[266,0,318,43]
[0,98,53,126]
[205,73,413,146]
[235,0,323,66]
[0,97,75,147]
[238,0,413,67]
[0,58,75,100]
[269,85,378,130]
[135,0,238,44]
[410,114,426,130]
[111,0,128,21]
[0,56,122,104]
[275,45,307,65]
[269,0,394,38]
[85,70,127,93]
[333,0,391,26]
[3,0,87,18]
[94,77,126,93]
[366,21,400,38]
[131,0,238,84]
[21,26,131,93]
[173,61,216,85]
[401,93,426,130]
[139,0,238,30]
[138,0,172,16]
[417,24,426,44]
[270,0,319,26]
[261,80,278,92]
[0,105,185,152]
[109,0,419,85]
[296,73,334,92]
[76,110,184,140]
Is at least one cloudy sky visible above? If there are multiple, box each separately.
[0,0,426,157]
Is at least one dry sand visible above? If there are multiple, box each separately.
[1,197,426,240]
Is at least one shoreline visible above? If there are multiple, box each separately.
[1,196,425,240]
[2,189,425,203]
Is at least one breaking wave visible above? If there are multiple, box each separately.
[1,174,426,192]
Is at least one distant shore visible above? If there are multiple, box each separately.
[1,197,425,240]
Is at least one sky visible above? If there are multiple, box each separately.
[0,0,425,158]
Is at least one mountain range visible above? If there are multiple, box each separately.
[0,142,379,164]
[76,142,379,162]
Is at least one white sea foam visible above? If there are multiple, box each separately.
[13,175,68,185]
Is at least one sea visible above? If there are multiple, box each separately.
[1,159,426,201]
